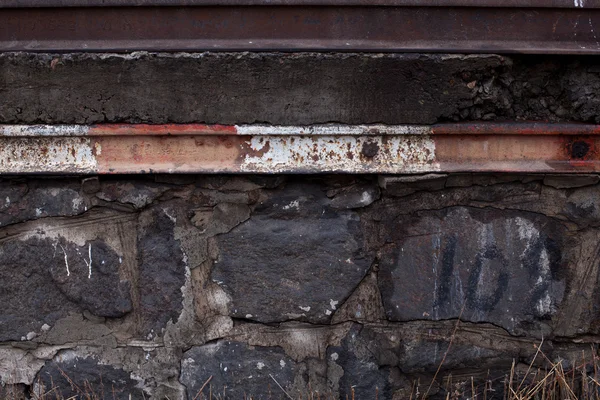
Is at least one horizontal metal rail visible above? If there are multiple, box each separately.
[0,123,598,174]
[2,5,600,53]
[3,0,600,7]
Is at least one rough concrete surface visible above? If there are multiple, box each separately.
[4,52,600,124]
[0,174,599,399]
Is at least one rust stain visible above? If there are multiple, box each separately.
[2,5,600,54]
[89,124,238,136]
[1,123,600,174]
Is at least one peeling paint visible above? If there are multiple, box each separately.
[241,135,439,173]
[0,137,97,173]
[0,123,598,173]
[235,124,432,136]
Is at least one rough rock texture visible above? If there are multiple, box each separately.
[137,205,187,338]
[0,174,599,399]
[36,354,144,399]
[213,184,373,324]
[0,235,132,342]
[378,207,567,335]
[181,341,298,399]
[5,52,600,124]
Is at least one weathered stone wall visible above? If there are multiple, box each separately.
[1,173,599,399]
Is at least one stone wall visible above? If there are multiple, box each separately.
[1,173,599,399]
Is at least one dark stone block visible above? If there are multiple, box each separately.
[137,206,186,337]
[0,237,132,341]
[181,341,297,400]
[327,325,393,399]
[213,184,373,323]
[378,206,567,335]
[37,355,144,400]
[0,180,88,226]
[329,184,380,210]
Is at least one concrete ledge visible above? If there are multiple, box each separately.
[2,52,600,125]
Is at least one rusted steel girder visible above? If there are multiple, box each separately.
[2,5,600,53]
[0,123,598,174]
[4,1,600,7]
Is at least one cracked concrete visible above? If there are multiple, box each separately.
[1,174,600,399]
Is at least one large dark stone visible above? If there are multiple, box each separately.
[327,324,394,400]
[0,237,132,341]
[137,206,186,336]
[378,206,567,335]
[213,184,373,323]
[37,354,144,400]
[0,180,88,226]
[181,341,297,399]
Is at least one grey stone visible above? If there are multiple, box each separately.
[445,174,474,188]
[378,206,567,335]
[0,181,88,226]
[137,206,187,337]
[379,174,448,186]
[37,354,144,400]
[0,237,132,341]
[331,272,386,323]
[330,184,380,209]
[327,325,394,400]
[378,174,447,197]
[181,341,298,400]
[543,174,600,189]
[191,202,251,235]
[81,177,101,194]
[212,184,373,323]
[97,181,167,209]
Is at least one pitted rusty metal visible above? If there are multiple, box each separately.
[2,5,600,53]
[1,123,600,174]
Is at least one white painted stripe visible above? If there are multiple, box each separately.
[0,124,433,137]
[0,137,98,173]
[241,135,439,173]
[235,124,433,136]
[0,125,90,137]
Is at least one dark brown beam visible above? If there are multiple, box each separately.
[2,5,600,53]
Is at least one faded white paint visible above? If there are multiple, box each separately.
[329,299,339,310]
[0,125,90,137]
[0,124,442,173]
[235,124,432,136]
[0,123,433,137]
[0,137,98,173]
[60,244,70,277]
[241,135,439,173]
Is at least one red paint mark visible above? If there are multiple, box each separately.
[88,124,238,136]
[432,123,600,136]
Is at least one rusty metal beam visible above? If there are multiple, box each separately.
[0,123,598,174]
[2,6,600,53]
[3,0,600,7]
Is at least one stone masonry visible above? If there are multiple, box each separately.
[0,173,599,399]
